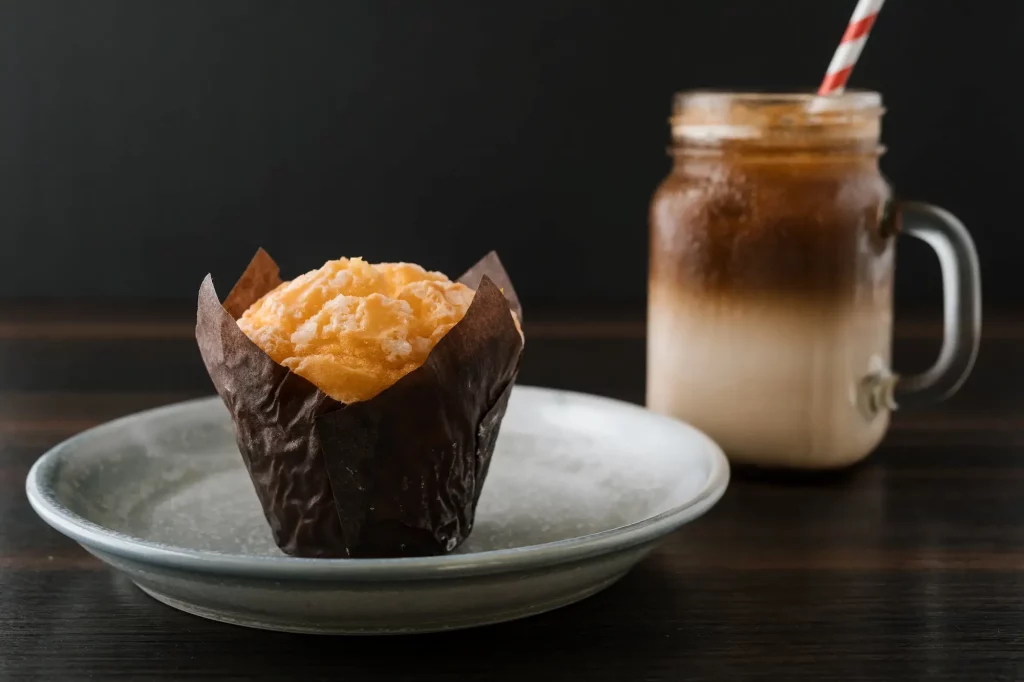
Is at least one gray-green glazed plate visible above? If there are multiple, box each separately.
[26,385,729,635]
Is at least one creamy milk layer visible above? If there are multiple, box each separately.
[646,287,892,469]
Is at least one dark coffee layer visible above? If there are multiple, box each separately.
[649,154,895,303]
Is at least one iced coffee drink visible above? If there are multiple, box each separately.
[648,91,898,469]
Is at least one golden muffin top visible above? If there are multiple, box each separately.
[237,257,475,403]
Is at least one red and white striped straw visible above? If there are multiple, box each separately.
[818,0,886,96]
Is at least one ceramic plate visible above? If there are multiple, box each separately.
[26,385,729,635]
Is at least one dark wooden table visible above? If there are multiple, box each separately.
[2,306,1023,681]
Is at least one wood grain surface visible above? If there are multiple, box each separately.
[1,308,1023,681]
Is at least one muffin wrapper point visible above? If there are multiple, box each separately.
[195,248,524,558]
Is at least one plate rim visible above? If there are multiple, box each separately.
[26,385,729,583]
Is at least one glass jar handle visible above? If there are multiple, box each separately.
[864,201,982,414]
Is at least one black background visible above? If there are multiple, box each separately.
[0,0,1019,312]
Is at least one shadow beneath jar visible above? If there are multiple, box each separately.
[728,454,879,487]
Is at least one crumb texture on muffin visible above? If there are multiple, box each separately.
[237,257,475,403]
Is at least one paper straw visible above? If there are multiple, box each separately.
[818,0,886,96]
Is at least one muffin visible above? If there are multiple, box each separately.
[195,248,524,558]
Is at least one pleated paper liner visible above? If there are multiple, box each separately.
[195,248,524,558]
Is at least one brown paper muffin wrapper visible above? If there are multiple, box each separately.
[195,248,524,559]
